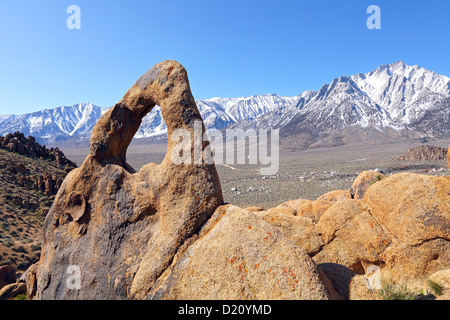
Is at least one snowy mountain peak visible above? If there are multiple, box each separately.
[0,103,104,143]
[0,61,448,146]
[231,61,449,147]
[351,61,450,122]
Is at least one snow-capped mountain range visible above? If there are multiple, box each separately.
[1,61,449,147]
[0,93,300,144]
[229,61,450,147]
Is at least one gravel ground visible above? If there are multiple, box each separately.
[217,139,450,208]
[62,138,450,209]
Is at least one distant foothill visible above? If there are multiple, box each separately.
[395,145,448,162]
[0,132,77,172]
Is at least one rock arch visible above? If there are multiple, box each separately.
[31,60,223,299]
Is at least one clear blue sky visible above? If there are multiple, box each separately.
[0,0,449,114]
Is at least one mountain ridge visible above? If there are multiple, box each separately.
[0,61,448,147]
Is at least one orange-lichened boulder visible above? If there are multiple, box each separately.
[147,205,338,300]
[314,173,449,295]
[261,171,449,298]
[254,209,322,256]
[363,173,450,285]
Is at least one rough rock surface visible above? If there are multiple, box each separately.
[263,172,449,299]
[244,206,265,212]
[316,190,352,203]
[147,206,337,300]
[0,132,76,171]
[363,173,450,285]
[296,200,333,223]
[315,173,449,297]
[254,210,322,256]
[278,199,310,213]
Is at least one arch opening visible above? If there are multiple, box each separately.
[126,105,168,171]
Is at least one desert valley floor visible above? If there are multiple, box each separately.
[61,138,450,209]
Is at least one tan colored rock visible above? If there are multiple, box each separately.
[244,206,265,212]
[364,173,449,245]
[32,60,223,300]
[316,190,351,203]
[0,282,26,300]
[395,145,448,161]
[316,263,355,300]
[381,239,449,288]
[43,173,54,196]
[254,209,322,255]
[313,209,391,271]
[318,263,382,300]
[348,170,386,199]
[314,172,449,293]
[296,200,333,223]
[37,175,45,193]
[56,154,61,169]
[146,206,338,300]
[23,263,37,299]
[348,275,382,300]
[424,269,450,300]
[267,206,297,216]
[317,199,365,244]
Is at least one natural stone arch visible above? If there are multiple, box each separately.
[90,60,205,172]
[31,60,223,299]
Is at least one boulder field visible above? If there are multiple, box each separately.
[20,61,449,300]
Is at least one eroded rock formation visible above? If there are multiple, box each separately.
[29,60,222,299]
[267,172,449,299]
[0,132,76,171]
[395,145,448,161]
